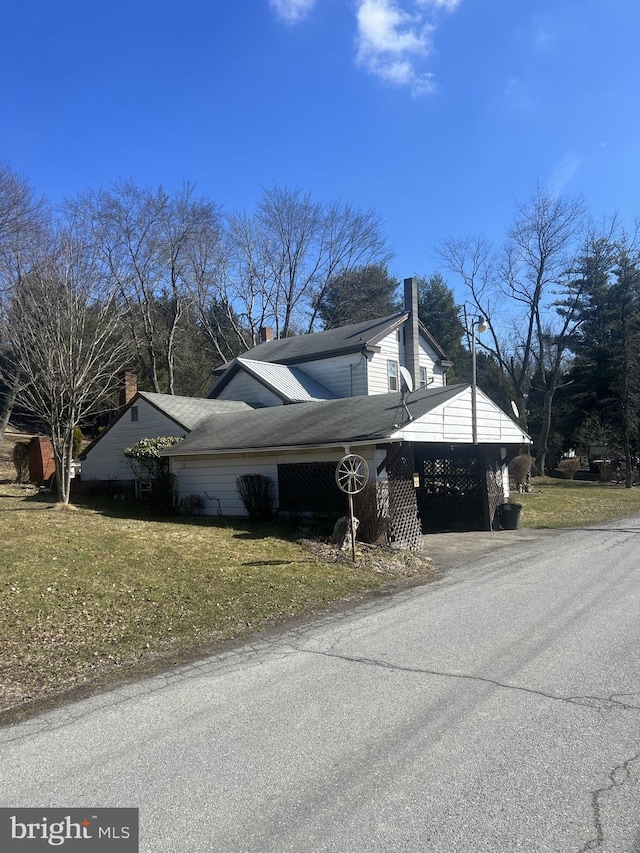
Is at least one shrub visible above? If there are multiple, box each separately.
[150,470,180,515]
[72,426,83,457]
[236,474,275,521]
[123,436,184,514]
[353,481,389,544]
[557,458,581,480]
[509,454,532,489]
[12,441,30,484]
[180,493,205,516]
[123,436,184,482]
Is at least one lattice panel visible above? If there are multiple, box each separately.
[484,451,506,529]
[277,461,345,515]
[387,445,423,551]
[419,454,485,531]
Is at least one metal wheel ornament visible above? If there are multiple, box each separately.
[335,454,369,495]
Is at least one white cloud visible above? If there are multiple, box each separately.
[269,0,317,24]
[549,153,582,196]
[416,0,461,9]
[355,0,459,97]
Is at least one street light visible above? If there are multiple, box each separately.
[471,316,488,445]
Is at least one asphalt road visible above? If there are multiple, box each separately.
[1,519,639,852]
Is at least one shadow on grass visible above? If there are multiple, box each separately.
[241,559,316,567]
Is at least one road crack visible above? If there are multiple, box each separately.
[578,751,640,852]
[300,647,640,853]
[299,647,640,713]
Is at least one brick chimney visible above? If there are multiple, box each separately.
[119,371,138,408]
[259,327,274,343]
[403,277,420,389]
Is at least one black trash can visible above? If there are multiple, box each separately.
[500,503,522,530]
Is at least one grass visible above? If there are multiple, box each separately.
[0,475,431,722]
[517,476,640,528]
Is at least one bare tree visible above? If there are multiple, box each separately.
[9,232,129,503]
[68,181,224,393]
[439,187,586,472]
[223,185,392,341]
[0,163,49,442]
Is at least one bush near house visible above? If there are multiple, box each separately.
[12,441,30,484]
[123,436,184,514]
[509,453,532,489]
[556,458,581,480]
[236,474,276,521]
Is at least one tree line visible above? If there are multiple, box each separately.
[1,162,638,500]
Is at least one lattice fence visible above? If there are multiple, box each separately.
[418,454,485,531]
[277,461,345,516]
[484,451,506,529]
[386,445,423,551]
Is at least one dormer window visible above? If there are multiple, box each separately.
[387,360,399,392]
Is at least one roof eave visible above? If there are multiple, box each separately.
[162,436,391,457]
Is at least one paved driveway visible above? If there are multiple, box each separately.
[422,526,563,570]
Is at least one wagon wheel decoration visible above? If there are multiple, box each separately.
[335,454,369,494]
[335,454,369,563]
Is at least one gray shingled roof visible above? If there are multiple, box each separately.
[162,384,465,455]
[80,394,253,460]
[242,313,407,364]
[138,392,252,430]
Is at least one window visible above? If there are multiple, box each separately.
[387,360,399,392]
[419,366,428,389]
[130,406,139,423]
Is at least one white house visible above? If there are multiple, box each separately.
[80,390,252,487]
[162,385,530,543]
[207,279,452,405]
[80,277,530,535]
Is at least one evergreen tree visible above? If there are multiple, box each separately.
[416,272,467,377]
[314,264,400,329]
[559,231,640,485]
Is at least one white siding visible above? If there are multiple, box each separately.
[367,329,445,394]
[172,445,378,517]
[82,400,187,482]
[295,353,367,398]
[215,373,283,407]
[393,387,530,445]
[368,331,402,394]
[416,338,446,388]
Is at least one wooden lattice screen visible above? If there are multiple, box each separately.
[416,447,506,532]
[418,452,485,531]
[484,450,506,529]
[277,461,345,516]
[386,444,423,551]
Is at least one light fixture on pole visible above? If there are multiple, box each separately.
[471,316,488,445]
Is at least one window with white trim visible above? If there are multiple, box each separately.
[419,366,428,389]
[387,360,399,392]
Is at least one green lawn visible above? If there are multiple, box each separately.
[0,485,430,721]
[518,476,640,528]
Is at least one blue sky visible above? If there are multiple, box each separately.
[2,0,639,293]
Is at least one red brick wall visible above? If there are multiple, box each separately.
[28,437,55,484]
